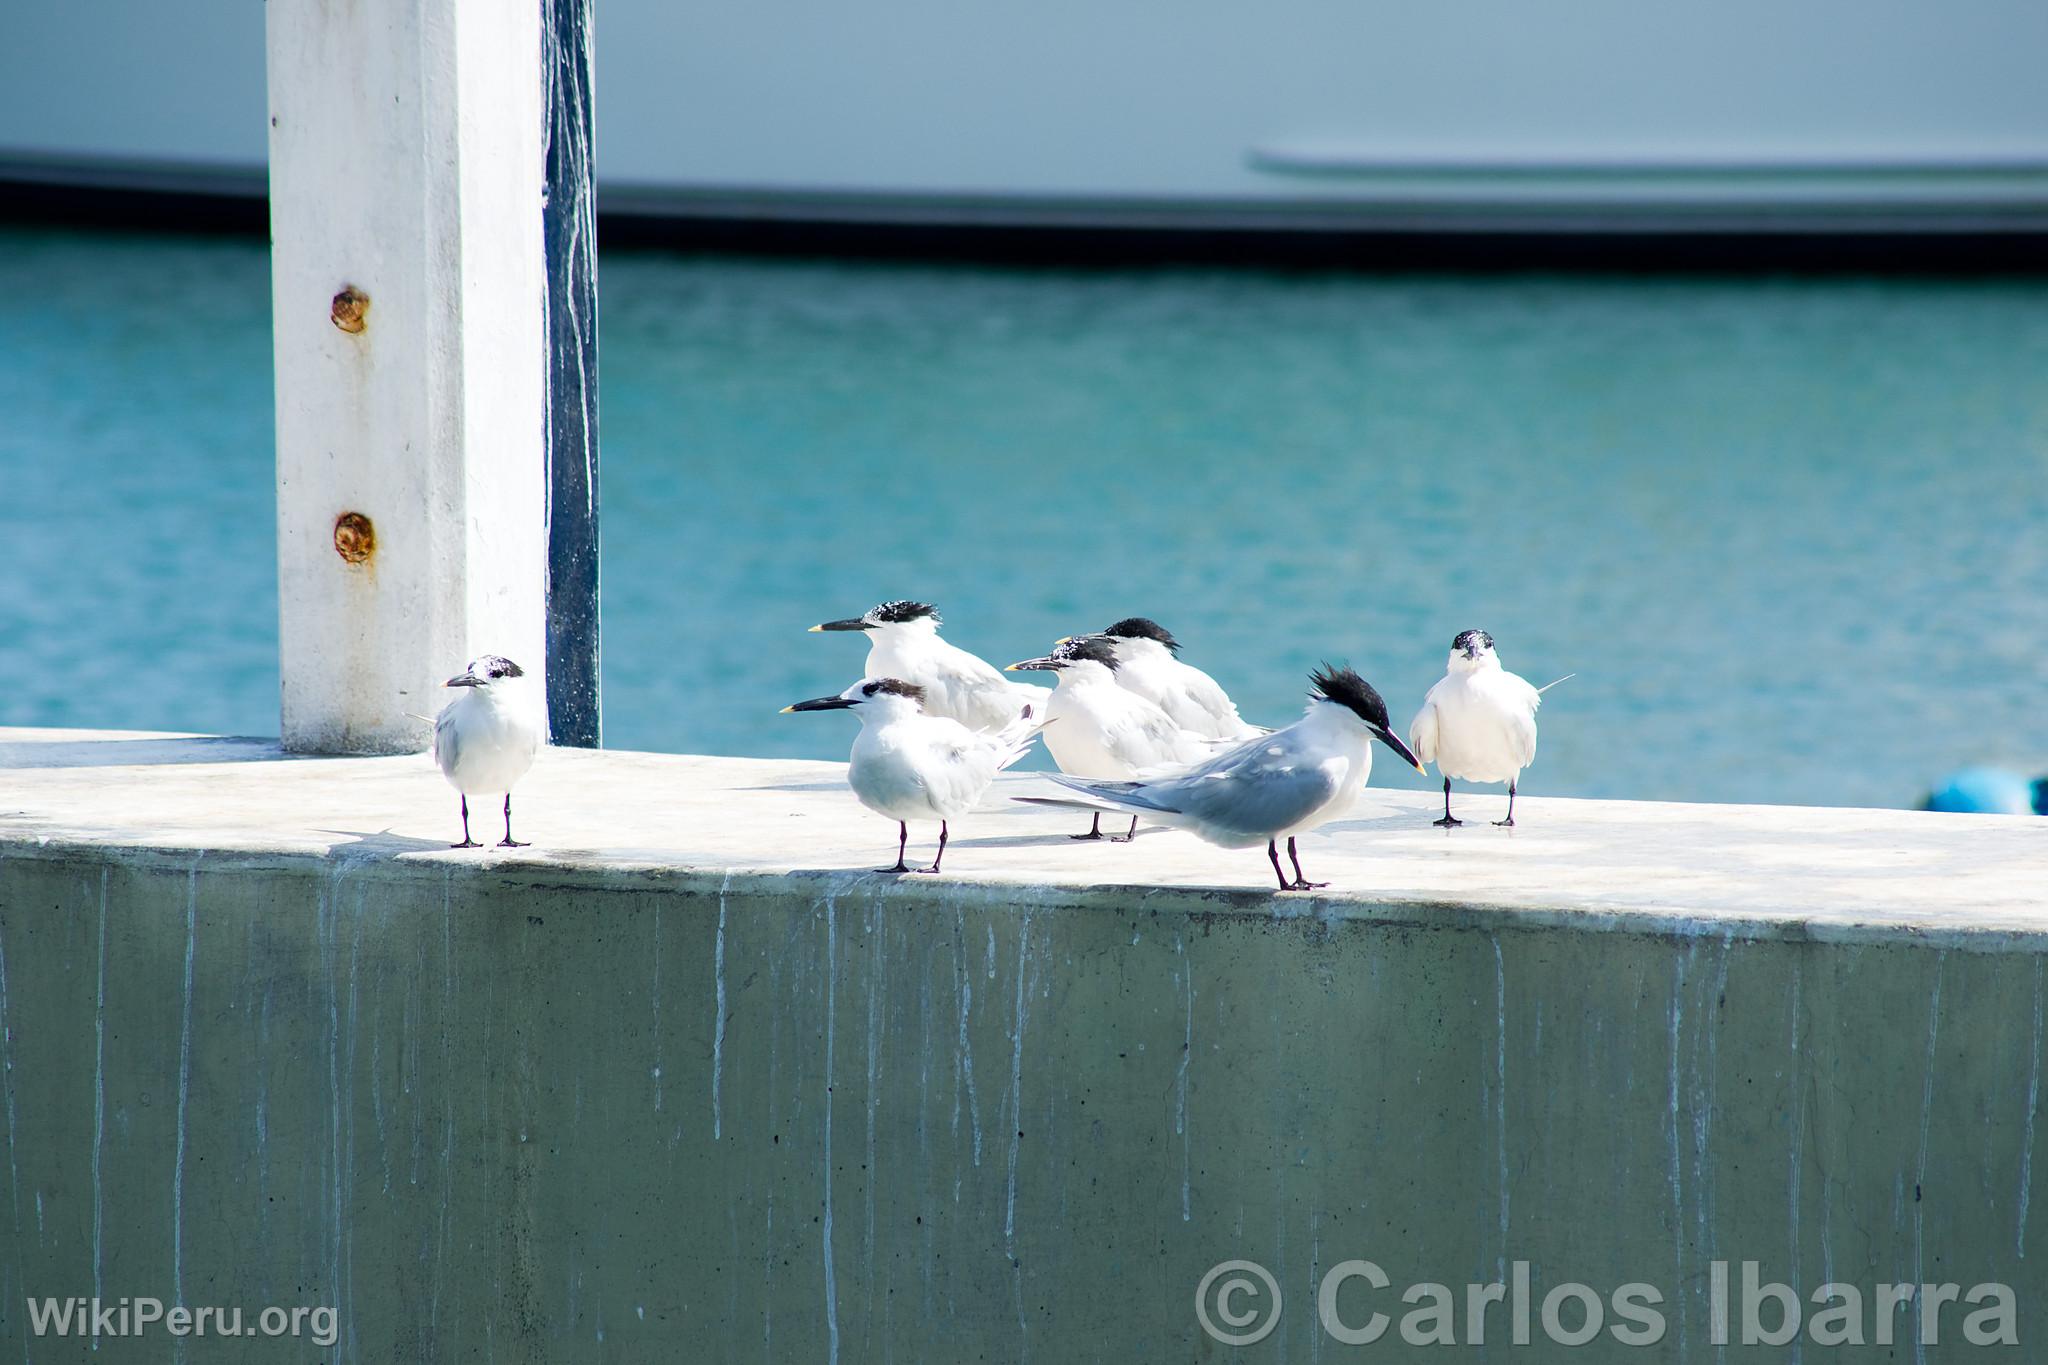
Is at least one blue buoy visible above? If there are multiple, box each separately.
[1923,767,2041,815]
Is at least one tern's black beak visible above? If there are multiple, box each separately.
[444,673,482,688]
[782,695,858,713]
[810,618,872,633]
[1372,725,1427,774]
[1005,656,1059,672]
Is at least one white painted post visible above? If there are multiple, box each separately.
[267,0,548,754]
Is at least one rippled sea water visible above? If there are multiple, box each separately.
[3,224,2044,808]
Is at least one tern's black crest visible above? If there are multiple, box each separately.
[1055,636,1121,670]
[1102,617,1180,653]
[478,655,524,680]
[1309,664,1391,730]
[869,600,940,626]
[1452,629,1495,652]
[861,678,928,705]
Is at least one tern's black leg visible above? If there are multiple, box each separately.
[877,821,911,874]
[912,821,948,875]
[1070,811,1106,841]
[498,793,530,847]
[1495,782,1517,828]
[1110,814,1139,843]
[1285,836,1328,891]
[451,795,481,849]
[1432,778,1463,828]
[1266,840,1291,892]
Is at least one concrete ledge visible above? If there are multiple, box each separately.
[0,729,2043,1360]
[2,728,2043,948]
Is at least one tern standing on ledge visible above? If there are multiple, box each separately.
[1007,634,1220,841]
[434,655,543,848]
[810,600,1046,733]
[784,677,1043,874]
[1017,664,1423,890]
[1080,617,1261,740]
[1408,629,1543,827]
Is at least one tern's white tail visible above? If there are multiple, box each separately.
[993,708,1053,771]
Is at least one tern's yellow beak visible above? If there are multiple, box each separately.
[779,704,797,713]
[807,624,824,632]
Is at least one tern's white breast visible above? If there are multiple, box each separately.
[847,717,994,824]
[434,690,541,795]
[1427,672,1537,784]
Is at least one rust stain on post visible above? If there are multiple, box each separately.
[331,286,369,334]
[333,512,376,565]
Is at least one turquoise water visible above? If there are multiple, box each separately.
[3,224,2045,808]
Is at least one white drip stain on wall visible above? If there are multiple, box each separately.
[1912,950,1947,1365]
[2019,957,2041,1259]
[172,858,200,1329]
[713,871,731,1140]
[820,894,844,1365]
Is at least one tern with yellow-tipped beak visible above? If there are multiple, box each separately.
[785,677,1045,874]
[1008,635,1226,841]
[1016,664,1423,891]
[810,600,1046,733]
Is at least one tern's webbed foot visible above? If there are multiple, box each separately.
[1494,817,1515,828]
[1287,878,1328,891]
[1069,830,1105,841]
[877,862,910,874]
[909,864,943,876]
[451,838,482,849]
[1432,816,1463,828]
[498,837,530,848]
[1108,833,1135,843]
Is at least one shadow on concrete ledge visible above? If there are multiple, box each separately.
[0,734,290,770]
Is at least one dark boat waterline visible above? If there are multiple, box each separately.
[6,152,2048,272]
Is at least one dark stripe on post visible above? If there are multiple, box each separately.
[542,0,601,746]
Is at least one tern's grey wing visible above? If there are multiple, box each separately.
[1047,728,1307,817]
[433,704,461,777]
[1408,696,1440,766]
[1160,751,1343,843]
[1045,774,1182,813]
[1105,701,1207,772]
[1128,728,1340,841]
[1173,661,1246,733]
[1496,671,1543,768]
[1504,700,1539,769]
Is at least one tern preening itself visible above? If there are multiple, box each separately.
[1016,664,1424,891]
[1408,630,1548,828]
[1077,617,1261,740]
[811,600,1046,733]
[784,677,1044,874]
[433,655,542,849]
[1007,635,1221,841]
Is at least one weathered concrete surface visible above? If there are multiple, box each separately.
[0,728,2043,1361]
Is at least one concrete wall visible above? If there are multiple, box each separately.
[0,843,2039,1362]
